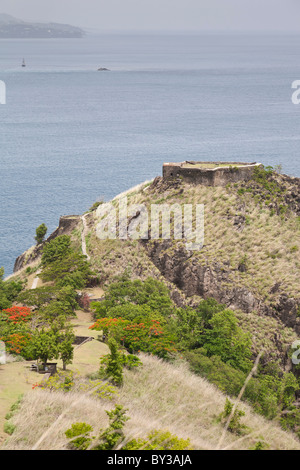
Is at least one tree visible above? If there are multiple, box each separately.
[65,405,129,450]
[40,251,93,288]
[94,405,129,450]
[17,285,78,314]
[200,309,252,373]
[59,330,75,370]
[35,223,48,245]
[0,268,23,310]
[17,285,58,309]
[27,329,60,367]
[41,235,72,266]
[94,276,173,318]
[101,338,124,386]
[91,317,177,359]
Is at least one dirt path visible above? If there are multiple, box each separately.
[31,269,41,289]
[81,215,90,261]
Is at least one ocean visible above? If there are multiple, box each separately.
[0,32,300,276]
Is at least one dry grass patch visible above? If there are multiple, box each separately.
[2,354,300,450]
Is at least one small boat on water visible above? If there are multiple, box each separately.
[22,59,26,68]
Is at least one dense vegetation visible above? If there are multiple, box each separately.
[0,235,93,368]
[89,275,300,435]
[0,268,24,310]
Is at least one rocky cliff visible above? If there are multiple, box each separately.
[12,167,300,362]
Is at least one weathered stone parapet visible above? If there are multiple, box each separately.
[163,161,263,186]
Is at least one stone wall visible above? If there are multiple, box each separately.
[163,161,262,186]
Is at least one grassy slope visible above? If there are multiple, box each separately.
[2,353,300,450]
[128,178,300,304]
[0,362,35,446]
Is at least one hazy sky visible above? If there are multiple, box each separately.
[0,0,300,32]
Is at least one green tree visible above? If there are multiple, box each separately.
[17,285,59,309]
[0,268,23,310]
[93,276,173,318]
[218,398,247,435]
[18,285,78,314]
[101,338,124,386]
[41,235,72,266]
[66,405,129,450]
[93,405,129,450]
[169,298,228,351]
[59,329,75,371]
[41,251,93,288]
[26,329,60,367]
[200,309,252,373]
[35,223,48,245]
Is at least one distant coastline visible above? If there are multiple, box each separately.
[0,13,85,38]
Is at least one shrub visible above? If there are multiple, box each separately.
[123,430,193,450]
[66,405,129,451]
[65,422,94,450]
[199,309,253,373]
[218,398,247,435]
[35,223,47,245]
[184,349,246,396]
[78,293,91,311]
[4,422,16,435]
[249,440,270,450]
[101,338,124,386]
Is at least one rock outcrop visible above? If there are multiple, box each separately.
[143,239,300,335]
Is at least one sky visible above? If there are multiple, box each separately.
[0,0,300,32]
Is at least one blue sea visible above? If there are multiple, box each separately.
[0,33,300,276]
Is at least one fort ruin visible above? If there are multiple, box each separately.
[163,161,263,186]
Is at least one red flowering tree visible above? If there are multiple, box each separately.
[0,306,32,356]
[89,317,128,343]
[121,320,177,358]
[90,318,177,359]
[0,306,32,324]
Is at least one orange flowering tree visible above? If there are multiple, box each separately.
[5,332,32,355]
